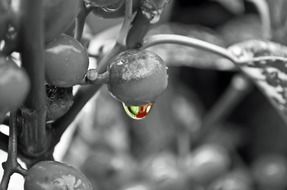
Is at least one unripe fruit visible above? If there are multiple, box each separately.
[46,85,73,121]
[108,49,168,106]
[45,34,89,87]
[0,57,30,112]
[24,161,93,190]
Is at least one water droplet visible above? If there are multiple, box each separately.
[123,103,153,120]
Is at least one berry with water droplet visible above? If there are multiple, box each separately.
[108,49,168,106]
[123,103,153,120]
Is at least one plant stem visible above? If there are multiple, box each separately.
[126,9,151,49]
[193,74,252,146]
[117,0,134,46]
[0,112,26,190]
[18,0,47,156]
[248,0,272,39]
[74,2,92,41]
[142,34,238,63]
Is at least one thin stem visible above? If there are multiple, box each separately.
[74,2,92,41]
[0,112,25,190]
[248,0,272,39]
[117,0,134,46]
[193,74,252,146]
[142,34,238,63]
[18,0,47,155]
[126,9,151,49]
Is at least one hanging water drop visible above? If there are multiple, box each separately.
[123,103,153,120]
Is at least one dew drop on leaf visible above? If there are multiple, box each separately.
[122,103,153,120]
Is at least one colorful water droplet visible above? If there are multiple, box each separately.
[123,103,153,120]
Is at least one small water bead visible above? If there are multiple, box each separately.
[123,103,153,120]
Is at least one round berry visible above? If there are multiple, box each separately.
[45,34,89,87]
[46,85,73,121]
[0,57,30,112]
[24,161,92,190]
[108,49,168,106]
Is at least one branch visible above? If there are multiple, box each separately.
[74,2,92,41]
[142,34,238,63]
[117,0,134,46]
[0,112,27,190]
[126,9,151,49]
[18,0,47,155]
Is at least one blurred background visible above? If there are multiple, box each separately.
[2,0,287,189]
